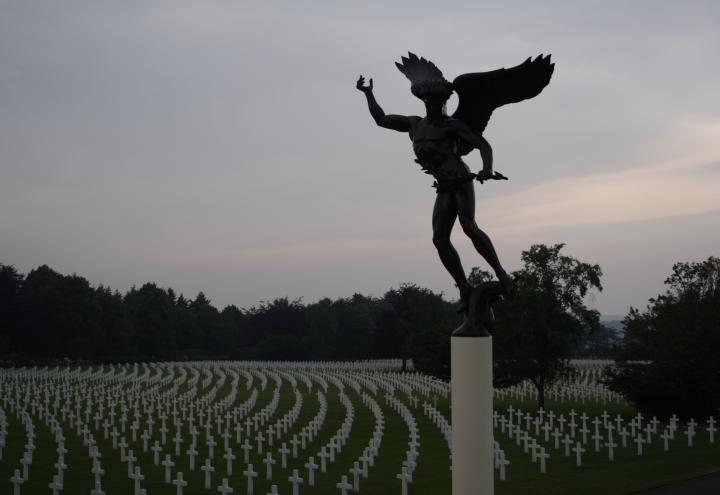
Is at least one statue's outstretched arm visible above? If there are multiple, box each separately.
[356,75,412,132]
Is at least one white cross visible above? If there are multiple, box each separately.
[614,414,623,433]
[359,451,370,477]
[207,436,217,458]
[162,454,175,482]
[54,459,67,485]
[572,442,585,467]
[319,447,329,472]
[289,469,304,495]
[174,431,183,456]
[224,448,236,475]
[243,463,258,495]
[497,452,509,481]
[634,435,646,456]
[160,424,169,444]
[685,426,696,447]
[141,430,151,452]
[305,456,319,486]
[90,480,105,495]
[241,438,253,463]
[660,429,671,451]
[11,468,24,495]
[130,466,144,495]
[538,447,550,473]
[290,436,301,458]
[579,425,590,444]
[187,445,198,470]
[707,417,716,443]
[350,461,362,491]
[396,467,411,495]
[606,439,617,461]
[592,431,603,452]
[221,430,232,450]
[217,477,234,495]
[328,439,336,462]
[337,474,353,495]
[670,414,679,427]
[48,474,63,495]
[263,452,276,480]
[557,415,567,433]
[126,449,137,477]
[119,438,129,460]
[21,454,32,480]
[91,462,104,485]
[173,471,188,495]
[546,424,556,444]
[151,441,163,465]
[279,443,290,468]
[110,429,120,449]
[601,411,610,428]
[619,428,630,448]
[201,458,215,490]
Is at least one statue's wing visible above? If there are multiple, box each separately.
[451,54,554,136]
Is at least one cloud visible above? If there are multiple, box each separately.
[485,117,720,235]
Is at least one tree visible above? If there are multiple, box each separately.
[493,244,602,408]
[124,283,177,357]
[406,303,458,380]
[381,284,450,371]
[305,298,339,359]
[333,294,376,360]
[17,265,106,359]
[605,256,720,418]
[0,264,23,354]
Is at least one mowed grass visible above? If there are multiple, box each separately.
[0,365,718,495]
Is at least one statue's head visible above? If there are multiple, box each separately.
[396,52,453,115]
[422,93,450,118]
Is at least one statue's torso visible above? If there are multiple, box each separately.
[410,118,471,185]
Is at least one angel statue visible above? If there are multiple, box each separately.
[357,52,554,314]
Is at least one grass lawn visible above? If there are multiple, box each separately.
[0,364,718,494]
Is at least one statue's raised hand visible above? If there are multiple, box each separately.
[356,75,373,93]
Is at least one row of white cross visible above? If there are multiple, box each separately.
[2,361,717,493]
[1,363,430,494]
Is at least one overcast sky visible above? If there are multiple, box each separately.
[1,0,718,317]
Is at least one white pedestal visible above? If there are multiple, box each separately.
[451,336,494,495]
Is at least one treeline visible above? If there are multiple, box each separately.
[0,255,615,367]
[2,250,717,418]
[0,263,458,364]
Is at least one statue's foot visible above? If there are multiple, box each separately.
[457,284,474,314]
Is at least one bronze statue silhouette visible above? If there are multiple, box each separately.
[357,52,554,314]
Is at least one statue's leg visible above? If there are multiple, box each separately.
[455,182,513,292]
[432,191,471,298]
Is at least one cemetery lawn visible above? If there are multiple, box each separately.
[1,363,718,495]
[432,396,720,495]
[491,401,720,494]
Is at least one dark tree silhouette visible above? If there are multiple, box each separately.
[606,257,720,418]
[492,244,602,408]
